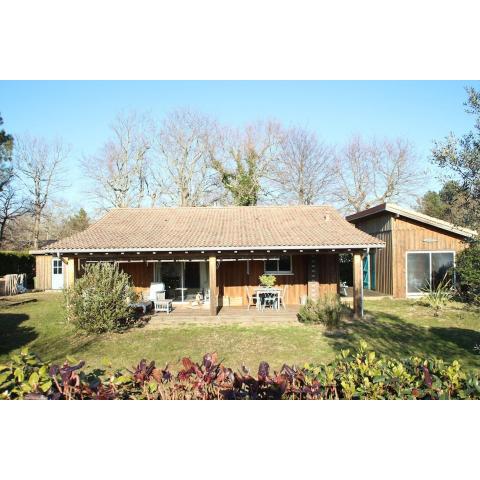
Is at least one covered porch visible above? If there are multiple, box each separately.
[61,248,369,318]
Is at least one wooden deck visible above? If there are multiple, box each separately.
[343,287,392,301]
[146,304,301,327]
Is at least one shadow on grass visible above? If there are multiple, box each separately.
[0,309,98,363]
[326,310,480,368]
[26,331,101,364]
[0,312,37,356]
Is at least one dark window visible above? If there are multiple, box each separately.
[265,256,292,274]
[279,256,291,272]
[184,262,200,288]
[265,259,277,272]
[431,252,454,288]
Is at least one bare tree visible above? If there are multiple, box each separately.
[14,135,69,249]
[83,112,156,210]
[0,113,14,194]
[270,126,334,205]
[151,108,221,206]
[210,120,282,205]
[331,136,423,212]
[0,183,29,247]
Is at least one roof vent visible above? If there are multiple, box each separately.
[324,214,330,221]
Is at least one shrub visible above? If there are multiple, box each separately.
[259,274,276,287]
[419,274,454,316]
[297,294,348,328]
[64,262,137,333]
[2,344,480,400]
[456,243,480,305]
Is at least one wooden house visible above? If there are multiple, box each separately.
[346,203,476,298]
[30,205,385,317]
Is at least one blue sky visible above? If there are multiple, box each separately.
[1,81,478,211]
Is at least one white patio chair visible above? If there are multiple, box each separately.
[278,284,288,310]
[245,286,258,310]
[149,282,165,302]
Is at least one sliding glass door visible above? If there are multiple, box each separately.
[406,251,455,295]
[153,261,208,302]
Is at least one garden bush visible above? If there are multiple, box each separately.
[456,243,480,305]
[64,262,137,333]
[3,342,478,400]
[297,294,349,328]
[419,274,454,316]
[259,274,276,287]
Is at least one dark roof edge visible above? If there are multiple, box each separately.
[30,243,385,255]
[346,203,477,238]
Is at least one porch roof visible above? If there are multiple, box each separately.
[31,205,385,254]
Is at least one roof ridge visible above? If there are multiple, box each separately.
[109,204,334,210]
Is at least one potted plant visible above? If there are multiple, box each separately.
[259,274,276,288]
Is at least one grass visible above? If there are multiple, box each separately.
[1,292,480,371]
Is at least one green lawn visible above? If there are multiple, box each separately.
[1,292,480,371]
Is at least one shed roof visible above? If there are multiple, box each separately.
[32,205,385,254]
[346,203,477,238]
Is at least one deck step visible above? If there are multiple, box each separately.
[145,315,300,327]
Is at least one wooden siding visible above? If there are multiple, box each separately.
[55,253,339,304]
[350,213,393,295]
[354,213,392,234]
[35,255,52,290]
[218,254,338,305]
[392,216,468,298]
[350,212,470,298]
[372,231,393,295]
[119,262,154,294]
[318,254,340,296]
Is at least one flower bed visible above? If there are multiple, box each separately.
[1,342,479,400]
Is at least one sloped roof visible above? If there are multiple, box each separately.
[32,205,385,253]
[346,203,477,238]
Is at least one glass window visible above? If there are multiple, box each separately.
[53,259,62,275]
[278,256,291,272]
[265,256,292,274]
[407,253,430,294]
[265,259,277,272]
[431,252,454,288]
[184,262,200,289]
[407,251,455,295]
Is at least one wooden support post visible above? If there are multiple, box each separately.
[64,257,76,289]
[209,255,217,316]
[307,255,320,301]
[353,252,363,319]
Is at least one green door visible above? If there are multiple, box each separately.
[362,253,376,291]
[363,255,370,290]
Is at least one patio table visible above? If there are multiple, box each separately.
[254,287,281,310]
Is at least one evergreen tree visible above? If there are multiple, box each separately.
[60,208,90,238]
[432,87,480,229]
[0,113,14,193]
[416,180,474,227]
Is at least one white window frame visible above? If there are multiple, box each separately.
[52,258,63,275]
[264,255,293,275]
[405,250,456,297]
